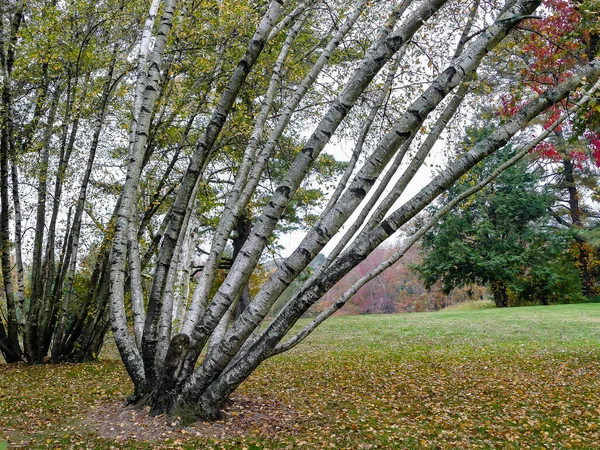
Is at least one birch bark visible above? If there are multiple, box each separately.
[0,0,23,361]
[110,0,177,390]
[181,1,448,396]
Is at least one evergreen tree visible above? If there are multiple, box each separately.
[414,145,585,307]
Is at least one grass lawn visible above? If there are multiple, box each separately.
[1,303,599,449]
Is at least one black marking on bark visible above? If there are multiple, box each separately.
[433,85,446,98]
[276,185,291,198]
[381,220,395,236]
[395,130,411,138]
[350,187,367,199]
[278,276,292,288]
[374,54,387,64]
[313,278,325,294]
[298,247,312,262]
[445,66,458,83]
[334,102,349,117]
[237,59,249,72]
[282,262,294,275]
[387,34,403,51]
[362,177,377,187]
[250,38,265,50]
[316,226,328,238]
[252,231,268,243]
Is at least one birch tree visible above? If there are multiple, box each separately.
[105,0,600,420]
[0,0,150,364]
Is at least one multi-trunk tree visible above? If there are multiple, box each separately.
[106,0,600,421]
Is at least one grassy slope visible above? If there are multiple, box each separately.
[1,303,600,449]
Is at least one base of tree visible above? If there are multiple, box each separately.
[127,384,222,423]
[83,395,299,441]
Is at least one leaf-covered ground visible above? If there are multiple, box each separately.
[1,303,600,449]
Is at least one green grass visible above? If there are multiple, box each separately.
[442,299,496,311]
[2,303,600,449]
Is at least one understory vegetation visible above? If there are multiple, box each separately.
[2,303,599,449]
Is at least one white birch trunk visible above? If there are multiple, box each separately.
[131,0,161,137]
[172,218,196,331]
[110,0,177,390]
[129,223,146,351]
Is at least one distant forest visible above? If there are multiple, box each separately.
[264,244,486,317]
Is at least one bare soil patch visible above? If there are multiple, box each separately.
[82,395,300,442]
